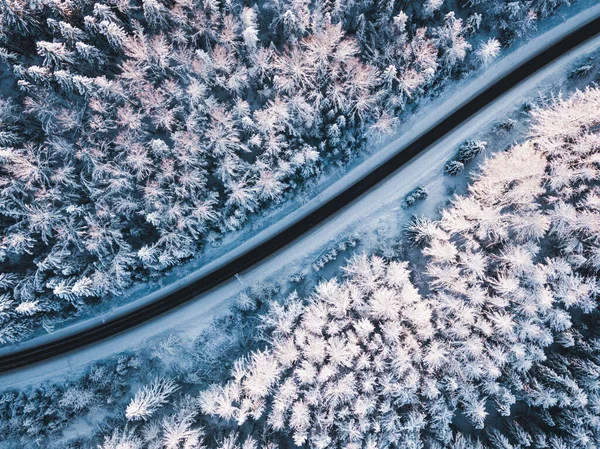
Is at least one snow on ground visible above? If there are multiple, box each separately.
[2,26,599,391]
[8,1,600,347]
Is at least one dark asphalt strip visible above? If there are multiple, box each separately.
[1,16,600,373]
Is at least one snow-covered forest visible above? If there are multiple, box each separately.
[0,0,577,342]
[3,75,600,449]
[194,87,600,448]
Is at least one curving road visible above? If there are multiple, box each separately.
[1,9,600,376]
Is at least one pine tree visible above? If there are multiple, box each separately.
[125,377,179,421]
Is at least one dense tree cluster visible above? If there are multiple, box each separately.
[197,87,600,448]
[0,0,573,341]
[0,283,272,449]
[0,353,141,446]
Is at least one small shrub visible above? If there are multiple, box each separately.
[401,186,428,209]
[289,274,304,283]
[569,63,594,79]
[235,292,257,312]
[456,139,487,163]
[312,236,359,272]
[522,100,536,112]
[444,160,465,175]
[495,118,517,134]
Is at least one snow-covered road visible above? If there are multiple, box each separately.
[2,4,600,388]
